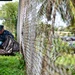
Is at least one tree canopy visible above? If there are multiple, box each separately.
[0,2,18,39]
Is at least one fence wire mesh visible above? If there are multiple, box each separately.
[20,0,75,75]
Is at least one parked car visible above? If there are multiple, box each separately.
[61,36,75,48]
[61,36,75,41]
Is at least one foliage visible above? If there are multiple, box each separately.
[56,53,75,66]
[35,1,75,74]
[71,0,75,7]
[55,53,75,75]
[38,0,71,22]
[66,1,75,35]
[35,22,51,56]
[38,0,75,35]
[53,38,75,75]
[1,2,18,39]
[53,38,75,54]
[0,53,26,75]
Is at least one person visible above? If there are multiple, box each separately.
[0,25,14,48]
[0,25,19,54]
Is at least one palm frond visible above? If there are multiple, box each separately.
[46,0,53,20]
[38,0,47,16]
[71,0,75,7]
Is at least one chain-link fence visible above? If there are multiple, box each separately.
[19,0,75,75]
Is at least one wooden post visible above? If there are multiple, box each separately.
[17,0,25,49]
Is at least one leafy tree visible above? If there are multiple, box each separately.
[1,2,18,39]
[38,0,75,35]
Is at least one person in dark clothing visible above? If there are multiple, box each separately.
[0,25,14,48]
[0,25,19,55]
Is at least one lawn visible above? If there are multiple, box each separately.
[0,53,26,75]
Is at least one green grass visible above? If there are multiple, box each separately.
[0,53,26,75]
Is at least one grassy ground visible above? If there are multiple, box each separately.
[0,53,26,75]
